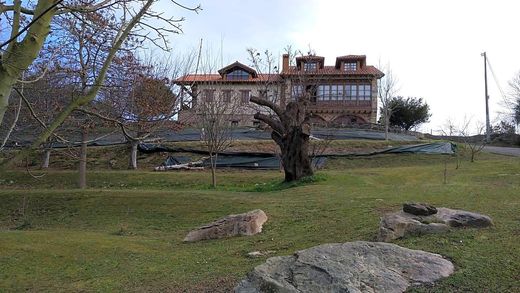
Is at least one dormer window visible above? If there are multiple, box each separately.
[344,62,357,71]
[303,62,317,72]
[226,69,250,80]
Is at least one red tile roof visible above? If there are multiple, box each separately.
[175,73,282,84]
[336,55,366,60]
[282,65,383,77]
[217,61,258,77]
[295,55,325,61]
[335,55,367,68]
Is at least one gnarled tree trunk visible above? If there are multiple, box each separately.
[278,126,313,181]
[250,95,313,182]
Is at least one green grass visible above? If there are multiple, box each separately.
[0,152,519,292]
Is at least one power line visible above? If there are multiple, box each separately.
[486,56,507,101]
[0,0,64,49]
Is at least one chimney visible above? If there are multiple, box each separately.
[282,54,289,72]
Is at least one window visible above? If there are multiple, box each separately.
[227,69,249,80]
[330,85,339,101]
[337,85,344,100]
[344,62,357,71]
[240,90,250,104]
[322,85,331,101]
[345,85,357,100]
[203,89,215,102]
[292,85,303,100]
[359,85,371,100]
[222,90,232,103]
[317,85,325,101]
[231,120,239,126]
[303,62,317,71]
[317,84,344,101]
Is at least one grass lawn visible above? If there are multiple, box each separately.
[0,151,519,292]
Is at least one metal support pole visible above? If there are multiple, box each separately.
[482,52,491,142]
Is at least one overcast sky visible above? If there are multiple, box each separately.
[163,0,520,133]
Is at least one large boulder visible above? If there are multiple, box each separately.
[378,205,493,242]
[235,241,454,293]
[434,207,493,228]
[184,209,268,242]
[378,212,449,242]
[403,202,437,216]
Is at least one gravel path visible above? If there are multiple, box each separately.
[483,146,520,157]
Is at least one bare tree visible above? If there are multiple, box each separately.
[250,93,313,182]
[0,0,201,168]
[309,129,334,170]
[440,117,457,136]
[377,63,398,140]
[91,54,193,169]
[458,118,487,163]
[248,49,316,182]
[198,83,239,188]
[506,71,520,130]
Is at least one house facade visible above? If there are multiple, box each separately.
[176,54,383,127]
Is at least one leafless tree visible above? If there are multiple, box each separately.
[197,82,239,188]
[0,0,201,168]
[506,71,520,130]
[87,53,195,169]
[458,118,487,163]
[439,117,457,136]
[377,63,399,140]
[309,128,334,170]
[248,49,315,182]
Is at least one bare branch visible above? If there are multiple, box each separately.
[0,94,22,151]
[253,112,283,135]
[250,95,284,119]
[15,87,69,143]
[0,0,64,49]
[73,107,138,141]
[0,3,34,14]
[57,0,121,14]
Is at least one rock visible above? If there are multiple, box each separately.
[235,241,454,293]
[378,207,493,242]
[434,208,493,228]
[403,202,437,216]
[247,250,276,258]
[184,209,268,242]
[247,251,263,258]
[378,212,449,242]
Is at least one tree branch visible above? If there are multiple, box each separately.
[0,3,34,14]
[253,112,284,136]
[250,95,284,119]
[25,0,156,150]
[0,94,22,151]
[74,108,138,141]
[15,87,69,143]
[0,0,64,49]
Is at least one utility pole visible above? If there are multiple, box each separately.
[481,52,491,142]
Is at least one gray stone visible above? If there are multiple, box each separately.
[378,207,493,242]
[247,250,276,258]
[403,202,437,216]
[434,208,493,228]
[378,212,449,242]
[235,241,454,293]
[184,209,268,242]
